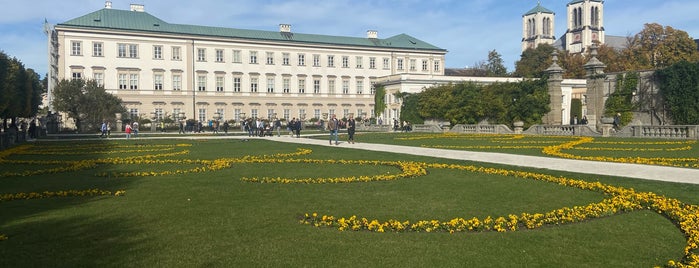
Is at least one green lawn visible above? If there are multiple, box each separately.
[0,137,697,267]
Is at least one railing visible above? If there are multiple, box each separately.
[449,124,514,134]
[523,125,600,136]
[629,125,698,139]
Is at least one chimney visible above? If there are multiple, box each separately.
[367,30,378,39]
[105,1,112,9]
[279,24,291,33]
[130,4,145,12]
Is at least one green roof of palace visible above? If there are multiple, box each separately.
[57,8,446,52]
[524,4,555,16]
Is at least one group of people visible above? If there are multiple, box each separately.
[570,115,589,125]
[327,114,356,145]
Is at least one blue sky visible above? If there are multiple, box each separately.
[1,0,698,78]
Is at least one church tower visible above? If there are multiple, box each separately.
[522,1,556,52]
[565,0,605,53]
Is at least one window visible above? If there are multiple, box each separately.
[94,72,104,86]
[329,109,335,118]
[217,108,225,121]
[233,77,241,92]
[298,109,306,120]
[298,54,305,66]
[154,74,163,90]
[250,77,258,92]
[314,109,321,120]
[72,71,82,80]
[129,44,138,58]
[251,109,258,119]
[267,109,274,120]
[216,76,224,92]
[234,108,242,121]
[370,81,376,95]
[355,56,363,68]
[172,47,181,60]
[118,44,138,58]
[267,77,275,93]
[356,79,363,94]
[266,52,274,65]
[233,50,241,63]
[342,80,349,94]
[71,41,82,56]
[198,108,206,123]
[118,44,127,58]
[343,109,349,119]
[282,53,290,65]
[313,79,320,94]
[422,60,428,71]
[369,57,376,69]
[129,108,139,119]
[434,60,441,72]
[197,48,206,62]
[172,74,182,91]
[250,51,257,64]
[298,78,305,93]
[328,79,335,94]
[118,74,128,89]
[153,45,163,59]
[313,54,321,67]
[397,59,404,70]
[154,108,164,120]
[383,58,390,69]
[92,42,103,57]
[327,55,335,67]
[197,75,206,91]
[283,109,290,121]
[283,78,290,93]
[129,74,139,90]
[215,49,224,62]
[410,59,416,71]
[342,56,349,68]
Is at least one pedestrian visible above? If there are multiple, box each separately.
[288,118,295,137]
[179,120,185,134]
[347,115,356,144]
[100,120,107,138]
[274,118,282,137]
[328,114,340,145]
[223,121,229,134]
[125,122,132,139]
[294,118,302,138]
[106,121,111,137]
[132,121,139,137]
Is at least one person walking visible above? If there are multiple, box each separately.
[347,115,356,144]
[125,122,132,139]
[294,118,302,138]
[274,118,282,137]
[132,121,139,137]
[328,114,340,145]
[100,121,108,138]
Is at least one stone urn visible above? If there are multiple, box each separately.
[513,121,524,134]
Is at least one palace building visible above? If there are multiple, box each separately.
[47,2,447,125]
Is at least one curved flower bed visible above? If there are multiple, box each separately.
[1,141,697,266]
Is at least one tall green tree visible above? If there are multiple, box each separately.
[655,61,699,124]
[485,50,508,77]
[514,44,555,78]
[53,79,126,132]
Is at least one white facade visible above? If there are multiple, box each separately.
[51,3,446,125]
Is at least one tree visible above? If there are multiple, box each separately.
[514,44,555,78]
[52,79,126,132]
[604,73,638,127]
[624,23,699,70]
[0,52,43,129]
[485,50,508,77]
[655,61,699,125]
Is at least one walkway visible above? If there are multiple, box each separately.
[269,135,699,185]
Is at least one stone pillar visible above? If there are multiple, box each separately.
[513,121,524,134]
[583,43,607,131]
[544,51,564,125]
[115,113,122,132]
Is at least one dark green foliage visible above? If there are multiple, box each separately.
[570,98,582,121]
[373,85,386,118]
[655,61,699,125]
[604,73,638,126]
[52,79,126,132]
[0,51,43,122]
[412,79,550,127]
